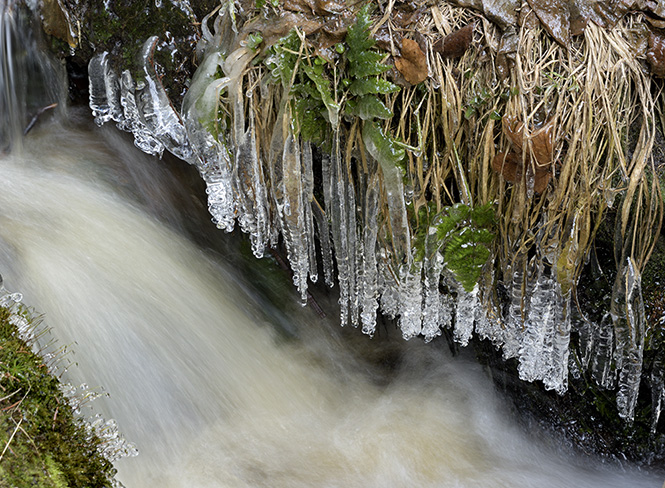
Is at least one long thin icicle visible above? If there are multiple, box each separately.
[359,170,381,336]
[612,257,646,421]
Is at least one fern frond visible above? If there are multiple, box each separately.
[349,96,393,120]
[349,78,400,96]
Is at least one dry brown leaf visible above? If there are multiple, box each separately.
[493,150,552,193]
[434,24,474,59]
[502,116,524,150]
[250,12,323,48]
[494,117,555,194]
[647,32,665,77]
[283,0,345,16]
[527,0,571,46]
[529,119,555,166]
[492,151,521,182]
[395,38,428,85]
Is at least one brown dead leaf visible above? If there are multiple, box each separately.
[250,12,323,49]
[493,150,552,193]
[527,0,571,46]
[395,38,428,85]
[530,119,555,166]
[434,24,474,59]
[316,14,355,51]
[502,116,554,166]
[392,7,425,28]
[493,117,555,194]
[283,0,345,16]
[502,116,524,150]
[374,24,394,52]
[492,151,521,182]
[647,32,665,77]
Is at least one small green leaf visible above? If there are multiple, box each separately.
[246,32,263,51]
[348,78,400,96]
[349,95,392,120]
[303,63,340,127]
[266,30,301,88]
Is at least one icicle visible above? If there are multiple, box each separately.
[231,67,269,258]
[454,283,478,346]
[546,288,571,394]
[137,37,193,162]
[268,104,310,304]
[359,172,381,336]
[590,313,617,389]
[301,141,318,283]
[398,263,423,340]
[518,270,555,383]
[474,304,501,344]
[611,257,646,421]
[346,165,360,327]
[421,251,445,342]
[502,260,527,359]
[88,53,118,126]
[378,253,400,320]
[322,132,357,324]
[312,199,335,288]
[362,123,411,264]
[651,352,665,434]
[573,307,594,371]
[518,268,570,394]
[181,45,236,232]
[118,70,164,155]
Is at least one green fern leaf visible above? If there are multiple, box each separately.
[348,51,390,78]
[302,63,340,127]
[346,3,375,55]
[348,78,400,96]
[349,95,392,120]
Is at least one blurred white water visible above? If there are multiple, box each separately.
[0,118,661,488]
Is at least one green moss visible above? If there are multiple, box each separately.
[0,306,114,488]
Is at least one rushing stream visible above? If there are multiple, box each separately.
[0,111,661,487]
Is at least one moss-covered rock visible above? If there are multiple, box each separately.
[0,306,115,487]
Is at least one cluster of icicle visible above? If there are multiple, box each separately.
[87,10,660,425]
[0,278,138,465]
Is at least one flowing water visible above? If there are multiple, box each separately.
[0,111,662,488]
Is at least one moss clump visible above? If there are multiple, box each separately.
[48,0,201,105]
[0,306,115,488]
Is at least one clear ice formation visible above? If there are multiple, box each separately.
[87,11,657,422]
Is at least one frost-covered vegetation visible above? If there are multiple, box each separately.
[0,284,134,487]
